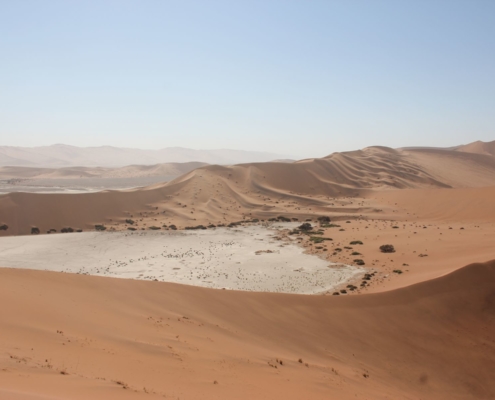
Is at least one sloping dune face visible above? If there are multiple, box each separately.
[0,162,208,180]
[0,260,494,399]
[454,140,495,156]
[1,145,495,235]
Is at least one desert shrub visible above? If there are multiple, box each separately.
[125,219,135,225]
[351,251,361,256]
[392,226,399,229]
[379,244,395,253]
[350,240,363,245]
[169,224,177,230]
[310,236,332,243]
[317,216,331,223]
[61,227,74,233]
[277,216,291,222]
[298,223,313,231]
[0,224,8,231]
[354,259,365,266]
[334,248,342,252]
[148,226,161,230]
[95,224,107,231]
[127,227,137,231]
[393,269,403,274]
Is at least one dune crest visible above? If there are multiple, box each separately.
[1,145,494,235]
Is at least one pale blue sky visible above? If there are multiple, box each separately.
[1,0,494,158]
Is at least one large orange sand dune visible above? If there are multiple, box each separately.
[1,145,494,236]
[1,260,495,399]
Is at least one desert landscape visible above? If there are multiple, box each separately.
[2,2,495,398]
[1,140,495,399]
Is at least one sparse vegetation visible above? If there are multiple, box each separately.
[379,244,395,253]
[298,222,313,231]
[351,251,361,256]
[322,223,341,228]
[350,240,363,245]
[0,224,8,231]
[31,227,40,234]
[393,269,403,274]
[309,236,332,243]
[148,226,161,230]
[95,224,107,231]
[125,219,135,225]
[354,259,365,266]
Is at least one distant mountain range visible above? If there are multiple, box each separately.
[0,144,292,168]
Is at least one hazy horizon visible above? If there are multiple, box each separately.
[1,1,494,159]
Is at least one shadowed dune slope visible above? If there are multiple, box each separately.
[0,260,494,399]
[1,146,495,235]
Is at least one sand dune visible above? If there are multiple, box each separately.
[0,144,288,168]
[454,139,495,156]
[1,144,494,236]
[1,141,494,398]
[0,260,494,399]
[0,162,207,180]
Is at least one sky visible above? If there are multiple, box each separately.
[1,0,494,158]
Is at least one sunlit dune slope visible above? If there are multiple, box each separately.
[1,260,494,399]
[0,146,494,235]
[454,139,495,156]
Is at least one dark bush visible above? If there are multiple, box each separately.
[31,227,40,234]
[379,244,395,253]
[0,224,8,231]
[350,240,363,245]
[298,223,313,231]
[95,224,107,231]
[125,219,135,225]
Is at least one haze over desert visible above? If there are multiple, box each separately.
[2,1,495,399]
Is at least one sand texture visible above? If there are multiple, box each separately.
[0,140,494,399]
